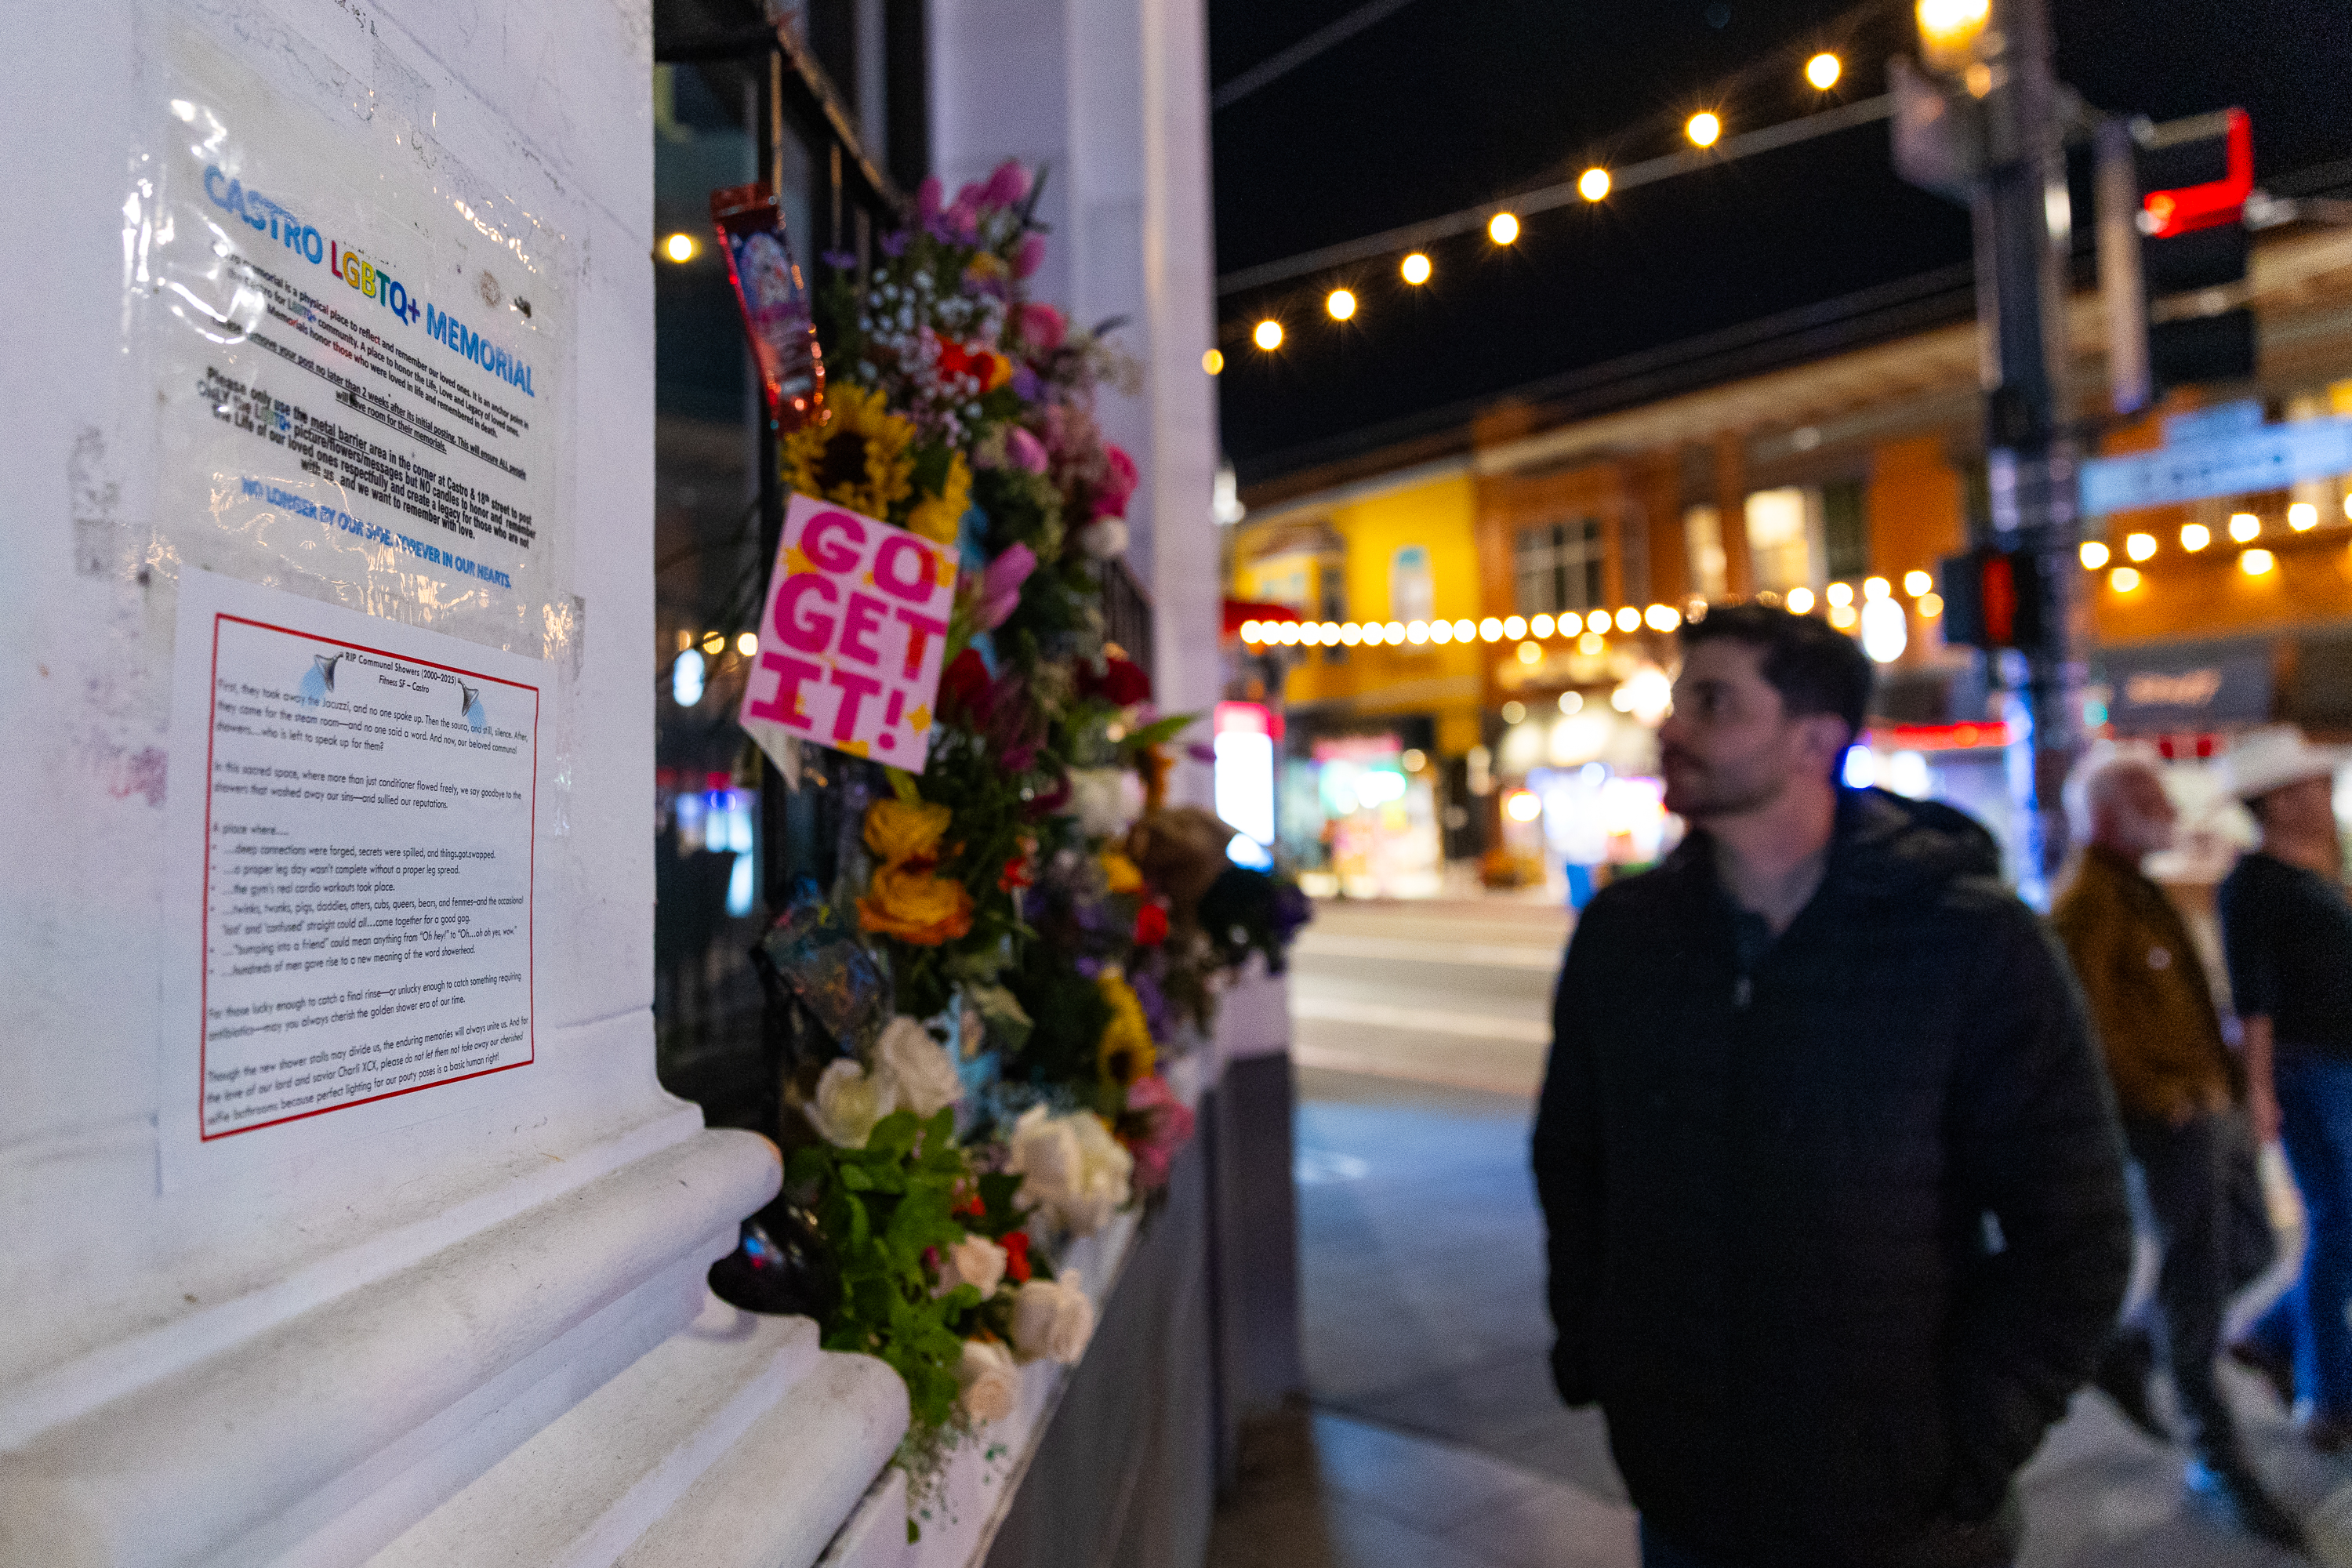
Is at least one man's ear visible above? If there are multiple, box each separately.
[1797,714,1855,783]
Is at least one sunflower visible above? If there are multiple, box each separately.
[906,449,973,546]
[781,383,916,520]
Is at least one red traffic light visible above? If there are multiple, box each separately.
[2142,107,2251,240]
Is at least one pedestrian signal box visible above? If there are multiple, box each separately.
[2136,109,2256,395]
[1939,545,2050,652]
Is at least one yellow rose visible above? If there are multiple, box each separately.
[1096,971,1156,1089]
[859,862,975,946]
[1098,851,1144,895]
[865,797,952,866]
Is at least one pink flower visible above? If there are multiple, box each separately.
[982,159,1032,209]
[1124,1075,1195,1193]
[1094,445,1139,521]
[1005,426,1049,474]
[978,543,1037,631]
[916,176,943,221]
[1013,234,1046,281]
[1018,303,1067,353]
[954,181,985,212]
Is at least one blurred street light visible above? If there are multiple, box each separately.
[1327,289,1357,321]
[2079,541,2109,568]
[2180,523,2211,551]
[1806,53,1842,89]
[1915,0,1992,74]
[1686,111,1722,147]
[1253,319,1283,350]
[1488,212,1520,245]
[662,233,698,263]
[1579,167,1611,201]
[1400,252,1432,285]
[2125,532,2157,561]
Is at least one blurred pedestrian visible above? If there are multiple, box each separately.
[2215,727,2352,1451]
[2052,754,2299,1548]
[1534,604,2130,1568]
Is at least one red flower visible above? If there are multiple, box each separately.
[1079,654,1152,707]
[999,836,1038,891]
[1002,1230,1033,1283]
[940,648,993,722]
[1134,902,1169,947]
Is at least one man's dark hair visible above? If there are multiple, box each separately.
[1680,601,1874,741]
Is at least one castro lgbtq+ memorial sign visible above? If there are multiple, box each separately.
[739,495,958,771]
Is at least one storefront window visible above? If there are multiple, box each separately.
[1514,519,1605,616]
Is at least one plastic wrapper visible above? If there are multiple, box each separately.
[711,181,825,432]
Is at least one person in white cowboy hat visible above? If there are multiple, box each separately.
[2211,725,2352,1450]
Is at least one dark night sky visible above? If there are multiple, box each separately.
[1207,0,2352,485]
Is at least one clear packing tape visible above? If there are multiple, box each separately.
[122,14,585,820]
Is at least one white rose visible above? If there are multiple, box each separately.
[875,1015,963,1118]
[1060,1112,1135,1236]
[1010,1273,1095,1365]
[1069,768,1145,841]
[1006,1104,1083,1218]
[806,1058,896,1148]
[1077,517,1129,560]
[957,1338,1020,1423]
[935,1233,1007,1299]
[1006,1108,1134,1236]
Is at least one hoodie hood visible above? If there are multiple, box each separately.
[1834,786,2004,895]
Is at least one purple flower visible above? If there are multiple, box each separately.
[820,249,855,270]
[879,230,909,258]
[1011,366,1040,401]
[1128,968,1174,1042]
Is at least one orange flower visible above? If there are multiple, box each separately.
[865,797,952,866]
[859,862,975,945]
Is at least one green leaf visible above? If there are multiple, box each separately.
[1123,712,1196,750]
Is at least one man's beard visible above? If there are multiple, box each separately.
[1661,744,1785,822]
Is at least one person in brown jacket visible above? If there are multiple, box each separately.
[2052,753,2299,1548]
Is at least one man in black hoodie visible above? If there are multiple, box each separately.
[1534,604,2131,1568]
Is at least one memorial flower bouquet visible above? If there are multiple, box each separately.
[742,159,1302,1516]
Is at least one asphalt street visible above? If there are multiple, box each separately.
[1210,896,2346,1568]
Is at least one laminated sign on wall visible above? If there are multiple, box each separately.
[136,22,574,661]
[161,571,540,1184]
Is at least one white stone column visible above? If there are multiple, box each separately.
[930,0,1222,805]
[0,1,902,1563]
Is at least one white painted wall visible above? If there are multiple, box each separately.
[929,0,1222,804]
[0,1,903,1562]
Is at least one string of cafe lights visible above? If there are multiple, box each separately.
[1210,0,1914,372]
[1237,493,2352,666]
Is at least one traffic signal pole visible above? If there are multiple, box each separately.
[1969,0,2083,902]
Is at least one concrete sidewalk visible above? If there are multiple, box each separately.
[1207,1065,2350,1567]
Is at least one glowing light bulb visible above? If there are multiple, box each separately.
[2079,541,2110,569]
[2180,523,2211,551]
[2290,502,2319,531]
[1530,614,1554,637]
[2126,532,2157,561]
[1864,575,1892,601]
[1203,348,1224,375]
[2110,566,2143,592]
[2228,513,2261,543]
[1578,167,1611,201]
[1586,610,1613,634]
[1785,586,1816,615]
[1825,582,1854,607]
[663,233,698,263]
[1401,252,1432,285]
[735,631,759,657]
[1503,616,1527,639]
[1479,618,1504,642]
[1903,569,1933,596]
[2241,548,2278,575]
[1806,53,1842,89]
[1686,112,1722,147]
[1918,593,1944,618]
[1454,619,1475,641]
[1253,319,1283,351]
[1326,289,1357,321]
[1488,212,1520,245]
[1615,606,1642,633]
